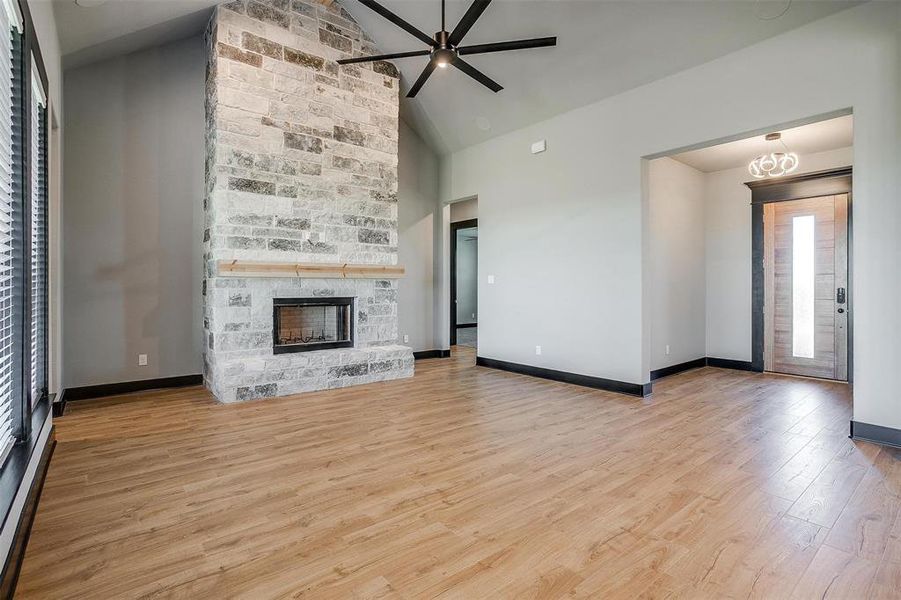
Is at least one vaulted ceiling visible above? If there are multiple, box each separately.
[348,0,860,154]
[54,0,860,154]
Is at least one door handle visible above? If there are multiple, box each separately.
[836,287,846,304]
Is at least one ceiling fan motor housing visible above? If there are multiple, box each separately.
[432,47,456,66]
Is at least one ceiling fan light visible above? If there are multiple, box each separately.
[433,47,454,69]
[355,0,557,98]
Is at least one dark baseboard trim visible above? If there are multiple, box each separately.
[413,349,451,360]
[850,420,901,449]
[51,390,66,418]
[65,374,203,402]
[476,356,650,397]
[706,357,759,372]
[650,358,707,381]
[0,426,55,600]
[455,323,477,329]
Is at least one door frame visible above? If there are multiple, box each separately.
[449,218,478,346]
[746,167,852,378]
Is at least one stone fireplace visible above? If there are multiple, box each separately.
[203,0,413,402]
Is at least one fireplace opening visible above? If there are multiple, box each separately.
[273,297,354,354]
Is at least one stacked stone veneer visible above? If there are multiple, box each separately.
[203,0,413,402]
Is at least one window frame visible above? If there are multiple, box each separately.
[13,0,48,443]
[0,0,51,507]
[28,52,46,412]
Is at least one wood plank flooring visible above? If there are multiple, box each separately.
[17,347,901,598]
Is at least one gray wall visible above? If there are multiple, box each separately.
[397,120,441,353]
[439,2,901,433]
[63,36,205,387]
[648,157,706,371]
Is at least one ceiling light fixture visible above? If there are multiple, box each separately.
[748,132,799,178]
[336,0,556,98]
[74,0,109,7]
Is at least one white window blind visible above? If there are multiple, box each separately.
[0,0,20,466]
[29,58,45,408]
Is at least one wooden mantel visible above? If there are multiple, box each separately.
[216,260,405,279]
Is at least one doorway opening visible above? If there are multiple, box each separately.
[645,111,853,386]
[749,168,851,381]
[449,197,478,349]
[450,219,477,347]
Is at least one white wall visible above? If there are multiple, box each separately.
[28,1,61,111]
[648,157,705,370]
[705,146,853,361]
[63,37,205,387]
[441,2,901,430]
[397,119,440,353]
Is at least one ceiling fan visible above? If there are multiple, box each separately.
[336,0,557,98]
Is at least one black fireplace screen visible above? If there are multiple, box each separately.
[273,297,354,353]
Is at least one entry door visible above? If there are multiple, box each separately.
[764,194,848,380]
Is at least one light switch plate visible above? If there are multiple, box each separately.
[138,354,148,366]
[487,275,495,284]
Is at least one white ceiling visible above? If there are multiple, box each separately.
[53,0,218,69]
[670,114,853,173]
[53,0,861,153]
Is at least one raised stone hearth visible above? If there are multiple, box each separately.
[203,0,413,402]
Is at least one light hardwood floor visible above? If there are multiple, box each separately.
[18,348,901,598]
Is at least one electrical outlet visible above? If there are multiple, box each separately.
[665,345,671,356]
[471,313,475,319]
[535,345,542,356]
[403,334,409,344]
[138,354,148,366]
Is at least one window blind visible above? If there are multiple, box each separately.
[0,0,19,466]
[29,63,45,408]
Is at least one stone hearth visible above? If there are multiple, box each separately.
[203,0,413,402]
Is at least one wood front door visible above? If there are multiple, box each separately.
[764,194,848,380]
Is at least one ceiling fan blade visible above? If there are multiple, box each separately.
[338,49,431,65]
[451,56,502,93]
[357,0,437,47]
[447,0,492,47]
[458,37,557,56]
[407,60,438,98]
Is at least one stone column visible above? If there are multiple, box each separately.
[203,0,413,402]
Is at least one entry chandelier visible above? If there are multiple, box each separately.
[748,132,799,178]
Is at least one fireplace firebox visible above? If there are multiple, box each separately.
[273,297,354,354]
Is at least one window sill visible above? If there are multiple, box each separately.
[0,393,50,539]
